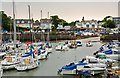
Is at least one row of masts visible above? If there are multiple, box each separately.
[40,10,50,19]
[1,1,50,44]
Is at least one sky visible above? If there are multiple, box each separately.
[0,0,120,23]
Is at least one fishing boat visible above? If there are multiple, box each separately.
[15,49,39,71]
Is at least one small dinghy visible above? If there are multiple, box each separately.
[86,41,93,47]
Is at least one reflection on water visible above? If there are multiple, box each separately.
[3,41,103,76]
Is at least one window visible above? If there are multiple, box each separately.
[88,59,98,63]
[92,24,95,28]
[17,21,20,24]
[21,21,24,23]
[86,25,89,28]
[28,21,31,23]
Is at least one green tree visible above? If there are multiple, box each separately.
[1,11,13,31]
[50,15,60,30]
[102,16,116,28]
[68,21,76,26]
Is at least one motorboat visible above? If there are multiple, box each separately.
[86,41,93,47]
[68,41,77,49]
[94,44,120,61]
[57,62,87,75]
[95,53,117,63]
[100,49,120,61]
[45,42,52,53]
[79,56,107,68]
[58,59,106,75]
[37,49,48,60]
[76,41,82,47]
[56,43,68,51]
[77,65,107,75]
[1,55,20,70]
[33,44,48,60]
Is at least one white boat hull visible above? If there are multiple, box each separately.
[77,44,82,46]
[2,64,15,70]
[86,44,93,47]
[38,54,47,60]
[77,66,106,75]
[56,45,68,51]
[45,48,52,53]
[106,54,120,60]
[58,69,77,75]
[15,62,39,71]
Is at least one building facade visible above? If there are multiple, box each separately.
[112,17,120,28]
[40,18,52,31]
[75,19,102,32]
[15,19,32,28]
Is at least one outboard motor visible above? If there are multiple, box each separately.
[57,69,62,74]
[93,51,99,55]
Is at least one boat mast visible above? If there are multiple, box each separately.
[13,0,16,45]
[47,12,50,42]
[28,5,32,42]
[0,21,2,45]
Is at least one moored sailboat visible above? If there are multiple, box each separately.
[15,49,39,71]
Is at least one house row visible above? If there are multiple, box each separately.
[15,16,120,32]
[75,19,102,32]
[15,18,101,32]
[15,18,52,30]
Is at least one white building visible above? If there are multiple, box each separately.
[15,19,32,28]
[57,24,64,30]
[40,18,52,31]
[112,17,120,28]
[75,19,101,32]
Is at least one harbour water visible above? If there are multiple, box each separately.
[3,37,105,76]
